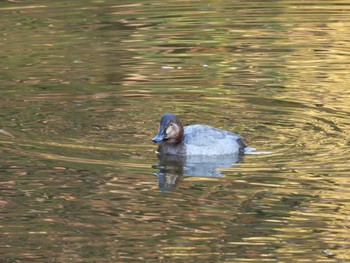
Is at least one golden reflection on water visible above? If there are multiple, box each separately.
[1,0,350,262]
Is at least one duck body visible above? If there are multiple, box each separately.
[152,114,246,156]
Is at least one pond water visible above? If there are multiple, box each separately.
[1,0,350,262]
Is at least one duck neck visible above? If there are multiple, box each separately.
[173,125,184,144]
[158,138,185,155]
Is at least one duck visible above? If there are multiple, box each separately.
[152,113,246,155]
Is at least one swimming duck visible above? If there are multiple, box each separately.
[152,113,246,155]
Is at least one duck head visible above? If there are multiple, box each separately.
[152,113,184,144]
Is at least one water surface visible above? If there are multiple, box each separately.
[1,0,350,262]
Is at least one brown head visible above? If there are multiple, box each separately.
[152,113,184,144]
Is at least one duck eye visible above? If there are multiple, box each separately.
[169,123,173,127]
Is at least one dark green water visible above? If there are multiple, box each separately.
[1,1,350,262]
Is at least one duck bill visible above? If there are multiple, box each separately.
[152,126,166,143]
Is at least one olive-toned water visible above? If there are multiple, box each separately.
[1,1,350,262]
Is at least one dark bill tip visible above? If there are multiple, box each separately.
[152,134,164,143]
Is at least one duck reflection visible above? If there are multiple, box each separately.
[153,153,243,191]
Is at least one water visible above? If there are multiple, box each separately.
[1,0,350,262]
